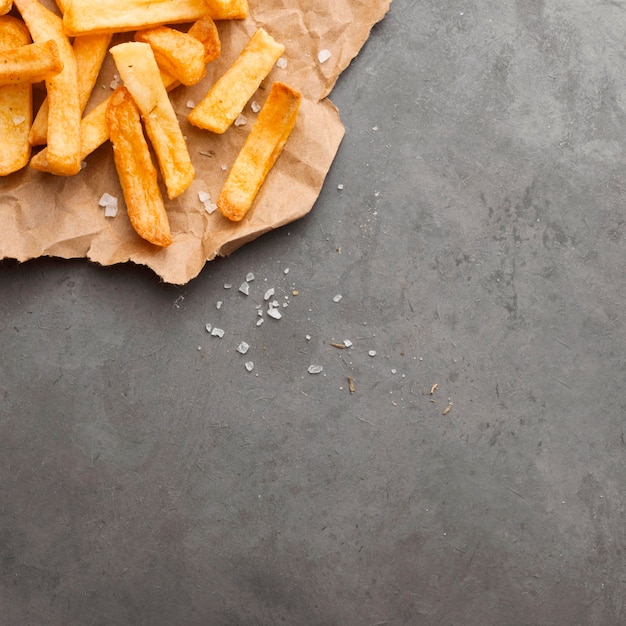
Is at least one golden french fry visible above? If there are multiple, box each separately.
[0,0,13,16]
[135,26,206,86]
[187,16,220,65]
[29,32,111,146]
[63,0,209,37]
[14,0,81,175]
[217,82,301,222]
[0,15,31,175]
[110,41,194,199]
[188,28,284,134]
[205,0,248,20]
[106,86,172,247]
[0,39,62,85]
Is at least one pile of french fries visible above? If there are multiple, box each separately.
[0,0,302,247]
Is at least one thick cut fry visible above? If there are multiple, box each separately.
[0,39,62,85]
[29,32,111,146]
[106,86,172,247]
[110,41,194,199]
[205,0,248,20]
[188,28,284,134]
[14,0,80,175]
[0,15,31,175]
[135,26,205,86]
[187,16,220,64]
[218,82,301,222]
[63,0,209,37]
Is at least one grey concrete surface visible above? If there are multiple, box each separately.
[2,1,626,624]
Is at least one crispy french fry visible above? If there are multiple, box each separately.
[29,32,111,146]
[217,82,301,222]
[0,39,62,85]
[63,0,209,37]
[135,26,206,86]
[110,41,194,199]
[13,0,81,175]
[0,15,31,175]
[0,0,13,16]
[205,0,248,20]
[187,16,220,65]
[106,86,172,247]
[188,28,284,134]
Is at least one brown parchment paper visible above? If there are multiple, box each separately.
[0,0,393,284]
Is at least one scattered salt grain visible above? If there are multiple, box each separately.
[267,308,282,320]
[276,57,287,69]
[239,282,250,295]
[98,192,118,217]
[333,294,343,303]
[216,301,223,309]
[110,74,120,89]
[308,365,324,374]
[318,49,331,64]
[237,341,250,355]
[256,318,264,326]
[337,183,344,190]
[251,100,261,113]
[234,113,247,126]
[211,327,225,338]
[246,272,255,282]
[245,362,255,372]
[283,268,290,274]
[224,283,232,289]
[343,339,353,348]
[205,323,212,333]
[186,100,195,109]
[12,115,26,126]
[369,350,377,357]
[264,287,275,300]
[391,369,397,374]
[306,335,311,340]
[198,190,218,214]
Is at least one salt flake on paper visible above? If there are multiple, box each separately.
[237,341,250,355]
[211,327,225,338]
[333,294,343,303]
[267,308,282,320]
[239,282,250,295]
[98,193,118,218]
[276,57,287,69]
[308,365,323,374]
[251,101,261,113]
[234,114,247,126]
[318,49,332,64]
[245,362,255,372]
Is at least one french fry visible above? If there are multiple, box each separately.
[106,86,172,247]
[0,15,32,175]
[13,0,81,175]
[135,26,206,86]
[205,0,249,20]
[0,0,11,16]
[63,0,209,37]
[29,32,111,146]
[188,28,285,134]
[187,16,221,65]
[0,39,62,85]
[217,82,301,222]
[110,41,194,199]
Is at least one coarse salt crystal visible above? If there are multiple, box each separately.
[104,204,117,217]
[237,341,250,355]
[284,268,290,274]
[198,190,211,203]
[98,192,117,207]
[205,323,212,333]
[337,184,344,190]
[276,57,287,69]
[245,361,255,372]
[110,74,120,89]
[251,101,261,113]
[308,365,323,374]
[224,283,232,289]
[267,308,282,320]
[306,335,312,340]
[369,350,377,357]
[239,282,250,295]
[256,318,264,326]
[12,115,26,125]
[234,113,247,126]
[186,100,195,109]
[343,339,353,348]
[333,294,343,303]
[246,272,255,282]
[318,49,331,64]
[216,301,223,309]
[211,327,225,338]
